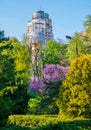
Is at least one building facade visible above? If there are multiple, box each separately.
[27,10,53,46]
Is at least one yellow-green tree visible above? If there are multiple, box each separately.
[57,55,91,117]
[0,37,30,126]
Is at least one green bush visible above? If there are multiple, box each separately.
[27,98,41,114]
[57,55,91,117]
[0,86,17,126]
[8,115,58,128]
[0,125,30,130]
[1,115,90,130]
[27,97,59,115]
[0,97,13,126]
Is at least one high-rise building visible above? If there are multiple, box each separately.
[27,10,53,46]
[27,10,53,79]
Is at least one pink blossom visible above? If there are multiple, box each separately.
[30,64,69,92]
[30,78,45,92]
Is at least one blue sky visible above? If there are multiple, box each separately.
[0,0,91,41]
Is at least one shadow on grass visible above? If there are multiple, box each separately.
[0,119,91,130]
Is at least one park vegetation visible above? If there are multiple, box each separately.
[0,15,91,130]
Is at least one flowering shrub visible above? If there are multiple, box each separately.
[30,64,69,92]
[42,64,69,83]
[30,64,69,114]
[30,78,45,92]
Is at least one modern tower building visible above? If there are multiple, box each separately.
[27,10,53,46]
[27,10,53,79]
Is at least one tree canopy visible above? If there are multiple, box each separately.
[67,32,91,61]
[0,30,9,42]
[57,55,91,117]
[42,40,68,66]
[0,37,30,125]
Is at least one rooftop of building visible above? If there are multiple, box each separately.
[32,10,49,20]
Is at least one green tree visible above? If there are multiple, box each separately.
[0,86,17,126]
[83,15,91,38]
[0,37,30,116]
[42,40,68,66]
[14,38,30,87]
[13,36,30,114]
[57,55,91,117]
[0,38,16,87]
[67,33,91,61]
[67,15,91,62]
[84,15,91,28]
[0,30,9,42]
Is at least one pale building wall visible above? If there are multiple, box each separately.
[27,10,53,47]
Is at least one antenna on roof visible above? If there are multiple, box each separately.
[39,5,44,11]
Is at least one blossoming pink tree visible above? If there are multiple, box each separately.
[30,64,69,114]
[30,64,69,93]
[29,78,45,92]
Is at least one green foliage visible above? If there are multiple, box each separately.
[0,125,31,130]
[8,115,58,127]
[42,40,68,66]
[67,15,91,62]
[27,98,41,114]
[57,55,91,117]
[83,15,91,37]
[29,80,62,115]
[0,30,9,42]
[39,82,61,114]
[1,115,90,130]
[0,37,30,125]
[29,64,67,115]
[14,40,30,86]
[38,96,59,114]
[0,86,18,97]
[0,97,12,126]
[0,37,30,87]
[0,39,15,87]
[67,33,91,61]
[28,96,59,115]
[0,86,18,126]
[84,15,91,28]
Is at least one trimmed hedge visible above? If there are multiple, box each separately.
[8,115,58,128]
[4,115,91,130]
